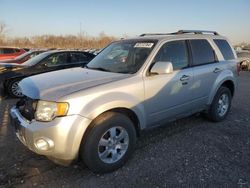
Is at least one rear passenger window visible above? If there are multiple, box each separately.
[189,40,216,66]
[214,39,235,60]
[70,53,88,63]
[154,40,188,70]
[3,48,15,54]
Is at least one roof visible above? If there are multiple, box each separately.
[41,49,92,55]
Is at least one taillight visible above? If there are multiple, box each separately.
[236,63,241,76]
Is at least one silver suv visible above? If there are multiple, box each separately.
[10,30,239,173]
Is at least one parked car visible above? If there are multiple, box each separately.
[23,48,30,52]
[0,50,46,64]
[10,30,238,173]
[0,50,95,97]
[237,51,250,71]
[0,47,26,60]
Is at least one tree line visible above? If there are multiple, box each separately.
[1,22,250,50]
[0,22,117,49]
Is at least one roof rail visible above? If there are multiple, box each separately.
[177,30,219,35]
[139,33,173,37]
[140,30,219,37]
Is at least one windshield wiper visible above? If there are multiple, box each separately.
[116,71,133,74]
[85,65,111,72]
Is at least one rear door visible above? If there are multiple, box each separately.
[188,39,221,111]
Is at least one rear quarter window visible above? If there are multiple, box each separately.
[189,39,216,66]
[214,39,235,60]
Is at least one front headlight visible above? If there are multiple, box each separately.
[35,100,69,122]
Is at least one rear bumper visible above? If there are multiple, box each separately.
[10,106,92,165]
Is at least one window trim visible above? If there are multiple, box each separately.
[187,39,219,67]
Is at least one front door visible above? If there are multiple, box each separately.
[33,52,71,74]
[143,40,194,126]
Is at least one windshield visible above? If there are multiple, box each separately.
[86,40,157,74]
[22,51,50,66]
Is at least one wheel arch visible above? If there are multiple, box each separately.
[4,76,26,86]
[208,78,236,105]
[82,107,141,141]
[221,80,235,97]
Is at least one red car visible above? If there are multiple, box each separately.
[0,50,46,64]
[0,47,26,60]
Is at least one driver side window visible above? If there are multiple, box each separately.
[42,53,69,67]
[154,40,188,70]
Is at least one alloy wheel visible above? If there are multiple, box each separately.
[98,126,129,164]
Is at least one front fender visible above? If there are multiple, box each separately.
[207,70,237,105]
[79,92,146,129]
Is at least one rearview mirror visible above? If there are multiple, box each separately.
[150,61,173,75]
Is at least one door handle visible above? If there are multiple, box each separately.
[213,68,221,73]
[180,75,190,81]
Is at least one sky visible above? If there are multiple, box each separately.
[1,0,250,44]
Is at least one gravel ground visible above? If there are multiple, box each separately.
[0,72,249,188]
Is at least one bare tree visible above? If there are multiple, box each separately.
[0,22,7,45]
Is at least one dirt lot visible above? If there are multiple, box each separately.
[0,72,250,188]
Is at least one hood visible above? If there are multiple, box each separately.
[0,62,23,67]
[0,59,17,64]
[19,67,130,101]
[0,63,25,73]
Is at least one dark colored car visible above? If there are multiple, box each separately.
[0,47,26,60]
[0,50,96,97]
[0,50,46,64]
[237,51,250,71]
[23,48,30,52]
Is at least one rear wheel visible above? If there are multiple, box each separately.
[208,86,232,122]
[6,78,24,98]
[80,112,137,173]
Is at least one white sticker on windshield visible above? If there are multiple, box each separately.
[134,43,154,48]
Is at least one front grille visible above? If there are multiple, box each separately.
[16,97,37,121]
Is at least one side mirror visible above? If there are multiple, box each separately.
[150,61,173,75]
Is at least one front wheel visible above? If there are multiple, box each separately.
[6,78,24,98]
[208,86,232,122]
[80,112,137,173]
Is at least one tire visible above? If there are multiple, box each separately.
[80,112,137,173]
[208,86,232,122]
[6,78,24,98]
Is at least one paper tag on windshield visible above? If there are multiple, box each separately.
[134,43,154,48]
